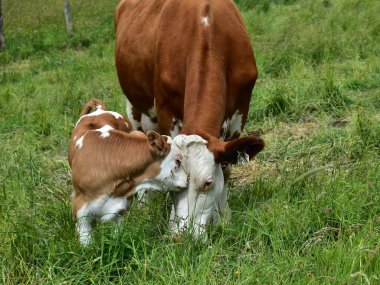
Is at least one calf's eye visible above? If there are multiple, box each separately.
[174,155,182,166]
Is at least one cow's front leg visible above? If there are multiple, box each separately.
[126,97,142,131]
[126,97,151,203]
[155,97,175,136]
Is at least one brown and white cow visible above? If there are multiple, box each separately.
[69,99,188,244]
[115,0,264,237]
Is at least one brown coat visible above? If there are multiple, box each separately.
[115,0,262,162]
[69,100,184,244]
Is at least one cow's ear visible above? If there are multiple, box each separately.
[212,135,264,164]
[147,131,170,155]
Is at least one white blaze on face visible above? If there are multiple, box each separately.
[75,135,85,149]
[170,165,224,237]
[168,135,226,237]
[96,125,114,139]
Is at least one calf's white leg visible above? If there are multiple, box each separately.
[76,206,94,246]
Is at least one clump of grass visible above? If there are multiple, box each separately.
[321,74,351,111]
[299,73,352,117]
[264,86,292,117]
[349,111,380,160]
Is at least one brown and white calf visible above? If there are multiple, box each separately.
[68,99,188,245]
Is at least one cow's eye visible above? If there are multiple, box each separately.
[204,178,213,187]
[174,155,182,166]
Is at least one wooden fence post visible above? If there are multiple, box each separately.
[0,0,5,48]
[64,0,72,35]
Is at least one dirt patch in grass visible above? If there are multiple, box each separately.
[230,160,278,186]
[265,121,319,142]
[0,60,31,72]
[231,121,320,186]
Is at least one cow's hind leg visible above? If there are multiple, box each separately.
[125,98,155,204]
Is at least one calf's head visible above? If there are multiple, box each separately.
[136,131,188,193]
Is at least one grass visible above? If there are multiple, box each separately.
[0,0,379,284]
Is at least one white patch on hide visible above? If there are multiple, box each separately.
[221,111,243,140]
[141,114,158,132]
[76,204,93,245]
[76,109,123,126]
[201,16,209,27]
[96,124,114,139]
[99,196,130,222]
[126,98,141,130]
[76,195,131,245]
[170,119,183,137]
[75,135,85,149]
[147,106,157,118]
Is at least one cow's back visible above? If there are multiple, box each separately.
[115,0,257,138]
[115,0,165,112]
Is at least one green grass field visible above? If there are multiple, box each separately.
[1,0,379,284]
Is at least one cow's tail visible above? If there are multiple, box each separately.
[80,99,106,116]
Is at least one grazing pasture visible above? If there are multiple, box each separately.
[0,0,379,283]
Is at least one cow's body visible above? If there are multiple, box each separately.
[69,99,187,244]
[115,0,256,139]
[115,0,264,237]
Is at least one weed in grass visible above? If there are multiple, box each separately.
[321,75,351,111]
[349,111,380,160]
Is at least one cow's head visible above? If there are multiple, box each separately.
[168,134,264,237]
[135,131,188,193]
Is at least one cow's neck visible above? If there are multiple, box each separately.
[181,37,226,139]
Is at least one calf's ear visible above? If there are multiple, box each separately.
[147,131,170,155]
[211,135,264,164]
